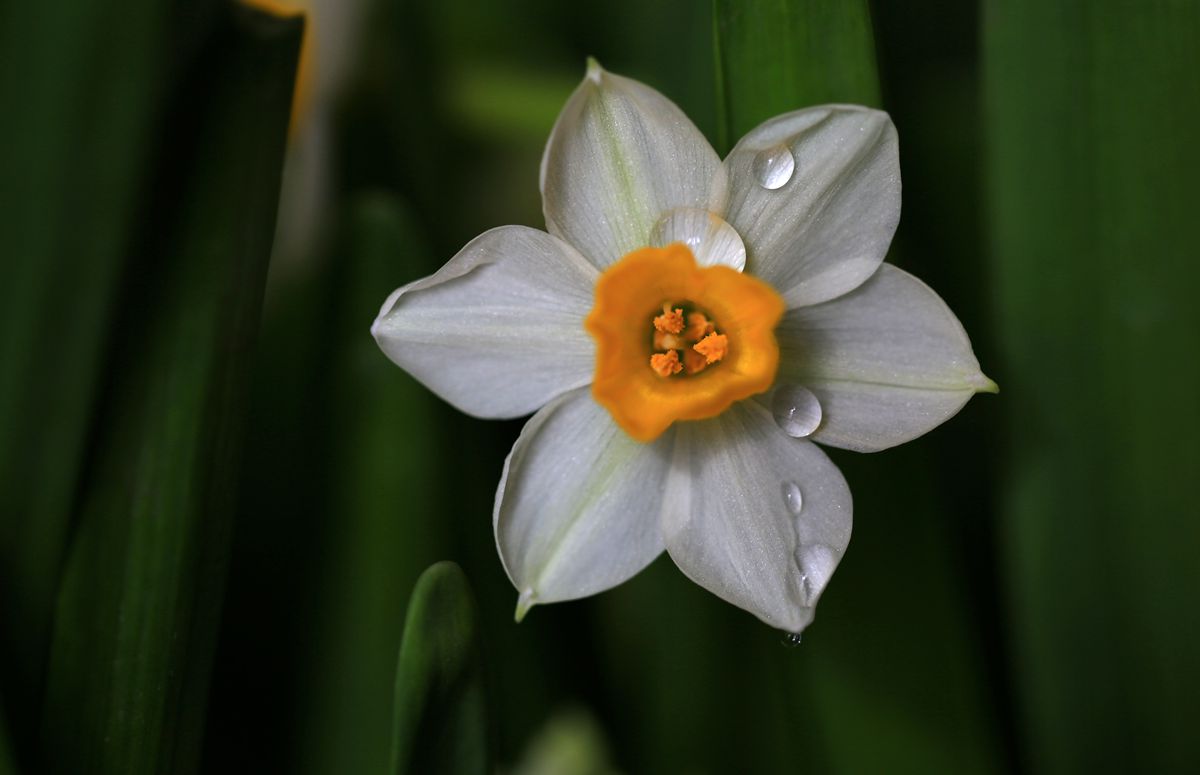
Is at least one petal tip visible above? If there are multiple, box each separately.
[514,588,537,622]
[585,56,603,84]
[971,373,1000,394]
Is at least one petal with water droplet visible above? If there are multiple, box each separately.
[540,60,728,270]
[751,144,795,190]
[372,226,598,419]
[495,388,669,610]
[661,402,852,632]
[770,384,823,438]
[649,207,746,271]
[776,264,997,452]
[722,106,900,308]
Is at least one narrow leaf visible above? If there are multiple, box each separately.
[0,706,15,775]
[39,6,301,774]
[712,0,879,150]
[391,562,490,775]
[986,1,1200,771]
[295,194,446,774]
[0,0,177,741]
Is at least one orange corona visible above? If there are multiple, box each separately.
[585,243,786,442]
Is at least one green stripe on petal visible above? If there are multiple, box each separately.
[662,401,852,633]
[722,106,901,308]
[540,61,727,270]
[775,264,993,452]
[494,388,669,611]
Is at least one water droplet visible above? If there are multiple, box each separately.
[771,384,822,438]
[649,207,747,271]
[781,480,803,516]
[752,143,795,190]
[781,631,803,648]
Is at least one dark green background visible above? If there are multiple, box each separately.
[1,0,1196,773]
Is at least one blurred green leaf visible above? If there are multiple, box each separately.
[712,0,879,152]
[392,562,490,775]
[0,0,176,739]
[0,706,14,775]
[446,64,577,142]
[38,6,301,774]
[986,1,1200,771]
[510,708,620,775]
[294,193,447,774]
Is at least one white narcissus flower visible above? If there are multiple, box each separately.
[372,60,995,634]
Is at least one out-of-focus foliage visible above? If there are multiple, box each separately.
[0,0,201,741]
[391,562,489,775]
[713,0,879,149]
[38,6,300,775]
[986,1,1200,771]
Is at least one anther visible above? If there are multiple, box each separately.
[693,333,728,364]
[653,306,685,334]
[650,350,683,377]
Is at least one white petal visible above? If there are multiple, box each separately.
[372,226,598,419]
[722,105,901,307]
[776,263,996,452]
[495,388,669,614]
[540,60,727,270]
[648,207,747,271]
[662,403,852,633]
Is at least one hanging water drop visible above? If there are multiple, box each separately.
[752,143,795,190]
[771,384,822,438]
[781,480,804,516]
[781,631,803,648]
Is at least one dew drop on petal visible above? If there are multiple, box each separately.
[781,480,804,516]
[771,384,822,438]
[781,631,803,648]
[752,143,795,190]
[649,207,747,271]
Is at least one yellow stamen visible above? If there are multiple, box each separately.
[584,243,785,442]
[693,333,728,364]
[650,350,683,377]
[653,306,685,334]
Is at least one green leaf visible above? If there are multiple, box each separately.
[712,0,880,150]
[293,193,447,774]
[38,6,301,774]
[391,562,490,775]
[0,0,190,739]
[985,1,1200,771]
[0,706,15,775]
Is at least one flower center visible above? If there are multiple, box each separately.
[649,303,727,377]
[584,243,786,442]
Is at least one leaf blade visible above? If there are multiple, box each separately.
[985,1,1200,770]
[39,6,302,774]
[391,562,490,775]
